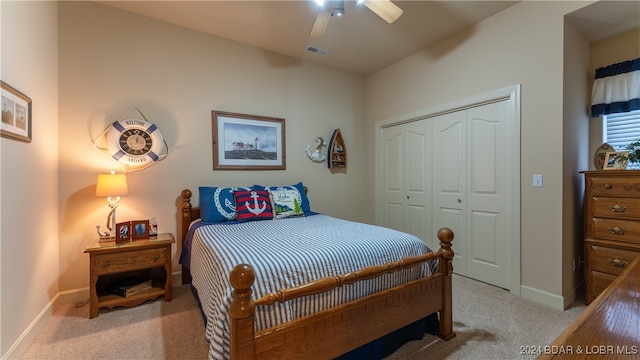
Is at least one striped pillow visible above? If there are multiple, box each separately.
[234,190,274,222]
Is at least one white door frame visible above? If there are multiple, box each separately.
[375,84,521,295]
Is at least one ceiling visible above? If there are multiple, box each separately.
[99,1,639,76]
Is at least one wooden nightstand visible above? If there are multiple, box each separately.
[84,233,175,318]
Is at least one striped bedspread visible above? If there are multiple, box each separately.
[183,214,437,360]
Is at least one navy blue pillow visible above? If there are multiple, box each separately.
[199,186,251,223]
[252,182,312,215]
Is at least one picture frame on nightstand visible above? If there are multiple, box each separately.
[115,221,131,244]
[132,220,150,240]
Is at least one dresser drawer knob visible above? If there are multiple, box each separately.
[608,204,627,212]
[153,255,160,261]
[608,258,627,267]
[102,261,111,267]
[607,227,626,235]
[604,183,612,190]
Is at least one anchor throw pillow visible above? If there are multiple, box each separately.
[234,190,274,222]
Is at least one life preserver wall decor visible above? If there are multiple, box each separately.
[94,107,169,172]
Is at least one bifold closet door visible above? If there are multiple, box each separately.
[433,100,512,289]
[379,121,433,247]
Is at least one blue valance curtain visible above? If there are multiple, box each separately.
[591,58,640,117]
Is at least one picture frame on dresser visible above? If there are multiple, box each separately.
[603,151,628,170]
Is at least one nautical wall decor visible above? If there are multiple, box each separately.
[305,136,327,163]
[94,107,169,172]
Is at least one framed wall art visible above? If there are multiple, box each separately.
[1,81,32,143]
[603,151,628,170]
[212,111,285,170]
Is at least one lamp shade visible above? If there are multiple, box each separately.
[95,173,128,197]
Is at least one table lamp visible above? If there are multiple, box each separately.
[95,171,128,240]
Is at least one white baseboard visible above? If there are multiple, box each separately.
[3,271,184,360]
[520,284,566,310]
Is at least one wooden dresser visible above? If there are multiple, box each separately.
[582,170,640,305]
[537,256,639,359]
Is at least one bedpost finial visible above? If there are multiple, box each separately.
[230,263,255,291]
[437,227,454,259]
[181,189,192,201]
[437,227,453,243]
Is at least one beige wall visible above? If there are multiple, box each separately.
[0,1,59,357]
[562,20,590,307]
[366,1,591,308]
[57,2,367,292]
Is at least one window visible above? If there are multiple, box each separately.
[604,110,640,169]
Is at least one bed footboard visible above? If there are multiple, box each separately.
[229,227,455,359]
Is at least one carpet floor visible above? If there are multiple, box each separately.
[19,274,585,359]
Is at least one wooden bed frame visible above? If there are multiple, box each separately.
[180,189,456,359]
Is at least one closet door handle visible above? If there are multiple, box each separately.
[458,198,462,203]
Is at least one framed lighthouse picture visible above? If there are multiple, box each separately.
[212,111,285,170]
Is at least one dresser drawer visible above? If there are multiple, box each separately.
[589,176,640,197]
[93,247,168,275]
[587,270,617,302]
[591,218,640,244]
[588,244,640,275]
[592,196,640,220]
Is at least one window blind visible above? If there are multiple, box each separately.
[605,110,640,169]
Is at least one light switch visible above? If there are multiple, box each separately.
[533,174,543,187]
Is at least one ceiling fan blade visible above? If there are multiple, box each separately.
[363,0,403,23]
[310,11,331,37]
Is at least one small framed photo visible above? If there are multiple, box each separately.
[115,222,131,244]
[132,220,150,239]
[603,151,628,170]
[1,81,32,143]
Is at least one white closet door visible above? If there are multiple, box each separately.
[432,111,468,274]
[432,100,512,289]
[380,121,432,247]
[466,100,511,289]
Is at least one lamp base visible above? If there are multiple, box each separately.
[96,225,114,242]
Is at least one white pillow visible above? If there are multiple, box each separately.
[269,189,304,219]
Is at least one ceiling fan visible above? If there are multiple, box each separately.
[310,0,403,37]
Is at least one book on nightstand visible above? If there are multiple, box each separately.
[110,277,152,297]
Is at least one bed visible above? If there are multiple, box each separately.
[179,185,455,359]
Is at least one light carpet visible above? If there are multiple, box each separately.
[19,275,585,359]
